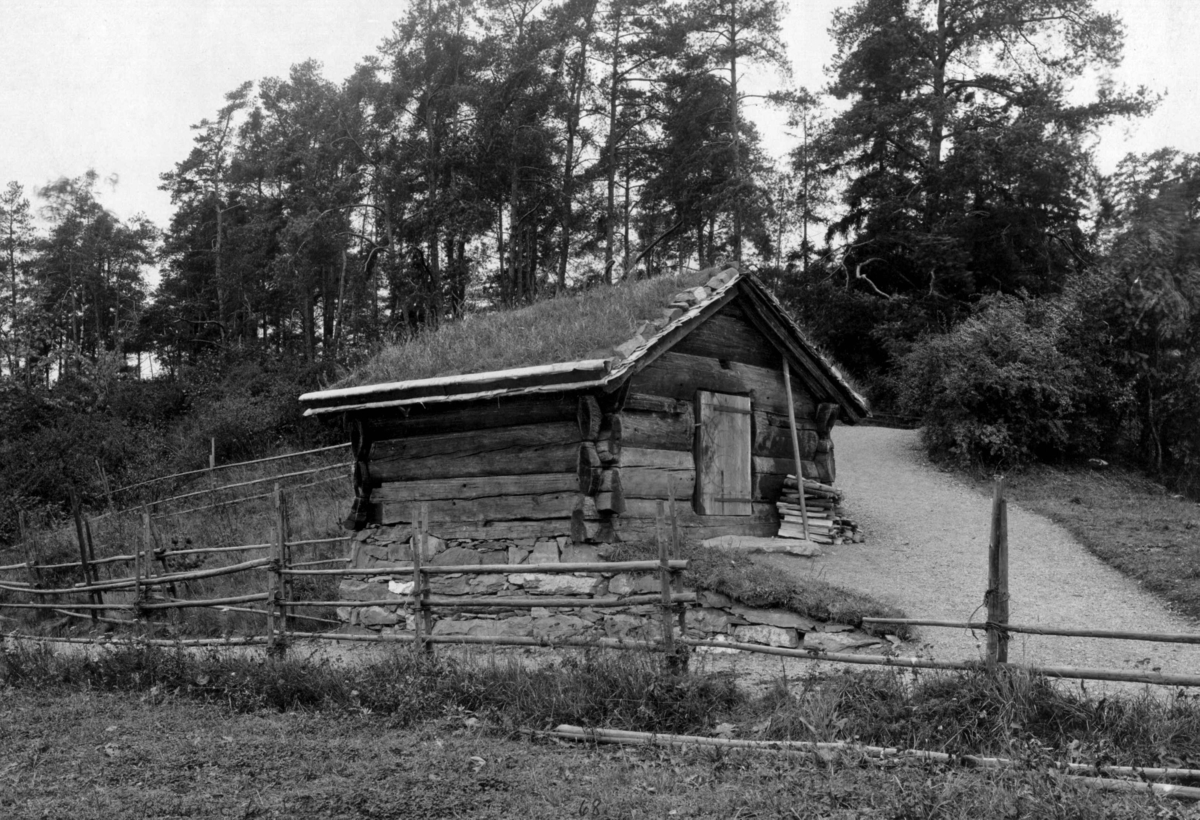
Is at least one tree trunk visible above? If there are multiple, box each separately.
[729,3,742,263]
[925,0,948,230]
[603,7,622,285]
[623,158,632,275]
[558,2,596,291]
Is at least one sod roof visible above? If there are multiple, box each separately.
[337,267,716,389]
[300,267,869,420]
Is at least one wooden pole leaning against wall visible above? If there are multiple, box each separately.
[782,365,810,541]
[985,479,1010,666]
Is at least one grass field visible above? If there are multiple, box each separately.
[6,688,1182,819]
[987,464,1200,621]
[5,643,1199,819]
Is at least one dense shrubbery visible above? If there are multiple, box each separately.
[896,293,1115,467]
[0,346,340,542]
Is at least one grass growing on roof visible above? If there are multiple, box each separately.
[336,269,716,389]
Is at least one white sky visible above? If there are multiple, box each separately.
[2,0,1197,231]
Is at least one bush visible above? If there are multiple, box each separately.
[897,294,1094,467]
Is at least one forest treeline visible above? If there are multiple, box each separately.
[1,0,1198,540]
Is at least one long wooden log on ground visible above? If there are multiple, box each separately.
[548,726,1200,797]
[682,638,1200,688]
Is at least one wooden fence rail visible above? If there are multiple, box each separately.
[109,443,347,497]
[6,478,1200,691]
[861,618,1200,646]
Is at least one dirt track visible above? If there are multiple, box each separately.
[756,426,1200,692]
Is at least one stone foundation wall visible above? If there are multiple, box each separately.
[338,525,887,652]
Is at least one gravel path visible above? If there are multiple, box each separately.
[756,426,1200,692]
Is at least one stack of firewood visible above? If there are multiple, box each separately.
[775,476,861,545]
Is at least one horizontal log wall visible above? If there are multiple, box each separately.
[613,298,828,541]
[360,394,586,541]
[367,422,580,483]
[620,447,816,503]
[359,394,578,441]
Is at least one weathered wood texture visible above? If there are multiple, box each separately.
[693,392,753,516]
[618,499,779,541]
[630,351,815,419]
[620,447,816,504]
[379,513,576,545]
[377,492,578,526]
[359,393,578,441]
[366,422,579,483]
[670,302,784,370]
[735,287,864,422]
[373,473,579,503]
[621,400,816,461]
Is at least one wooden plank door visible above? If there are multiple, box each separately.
[694,391,753,515]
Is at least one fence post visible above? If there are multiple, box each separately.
[985,478,1010,666]
[18,511,41,590]
[83,520,106,619]
[277,487,293,631]
[267,483,286,657]
[655,500,678,669]
[135,508,148,623]
[411,503,433,654]
[69,488,99,625]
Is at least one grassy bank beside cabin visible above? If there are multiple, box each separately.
[982,465,1200,621]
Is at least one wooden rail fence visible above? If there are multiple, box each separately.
[4,477,1200,688]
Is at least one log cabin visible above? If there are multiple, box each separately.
[299,266,869,548]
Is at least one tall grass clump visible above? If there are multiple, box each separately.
[755,666,1200,766]
[444,649,742,733]
[0,643,742,733]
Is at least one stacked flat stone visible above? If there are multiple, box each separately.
[337,525,884,651]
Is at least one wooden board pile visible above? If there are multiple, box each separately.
[776,475,862,545]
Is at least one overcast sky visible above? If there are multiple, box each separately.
[2,0,1197,232]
